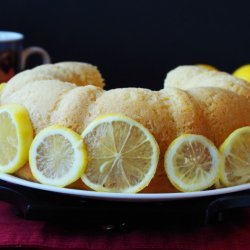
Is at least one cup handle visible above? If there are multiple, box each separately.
[21,46,51,70]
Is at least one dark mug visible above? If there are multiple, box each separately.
[0,31,51,82]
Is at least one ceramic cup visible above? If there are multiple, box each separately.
[0,31,51,82]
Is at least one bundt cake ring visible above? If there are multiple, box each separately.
[1,62,250,193]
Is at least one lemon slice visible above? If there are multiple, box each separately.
[165,134,221,192]
[0,104,33,173]
[29,125,88,187]
[220,126,250,187]
[81,114,159,193]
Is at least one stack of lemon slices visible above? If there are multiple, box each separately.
[0,103,249,193]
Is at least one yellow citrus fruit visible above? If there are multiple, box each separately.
[197,64,218,71]
[0,104,33,173]
[0,83,6,93]
[29,125,88,187]
[233,64,250,84]
[214,179,225,189]
[219,126,250,187]
[81,114,159,193]
[165,134,221,192]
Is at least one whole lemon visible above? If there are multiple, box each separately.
[197,64,218,71]
[233,64,250,84]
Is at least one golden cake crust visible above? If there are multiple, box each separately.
[1,62,104,103]
[50,85,104,134]
[164,65,250,101]
[187,87,250,146]
[1,80,75,133]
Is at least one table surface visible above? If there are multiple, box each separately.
[0,201,250,250]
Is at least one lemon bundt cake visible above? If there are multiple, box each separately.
[1,63,250,193]
[1,80,75,133]
[186,87,250,146]
[1,62,105,105]
[164,65,250,101]
[50,85,104,134]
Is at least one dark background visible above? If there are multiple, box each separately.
[1,0,250,89]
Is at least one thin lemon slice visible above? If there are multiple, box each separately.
[0,104,33,173]
[81,114,159,193]
[220,126,250,187]
[165,134,221,192]
[29,125,88,187]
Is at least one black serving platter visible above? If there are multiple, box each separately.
[0,180,250,231]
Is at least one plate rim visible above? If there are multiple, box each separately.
[0,172,249,202]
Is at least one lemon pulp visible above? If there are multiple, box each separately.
[220,126,250,186]
[0,112,18,165]
[0,104,33,173]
